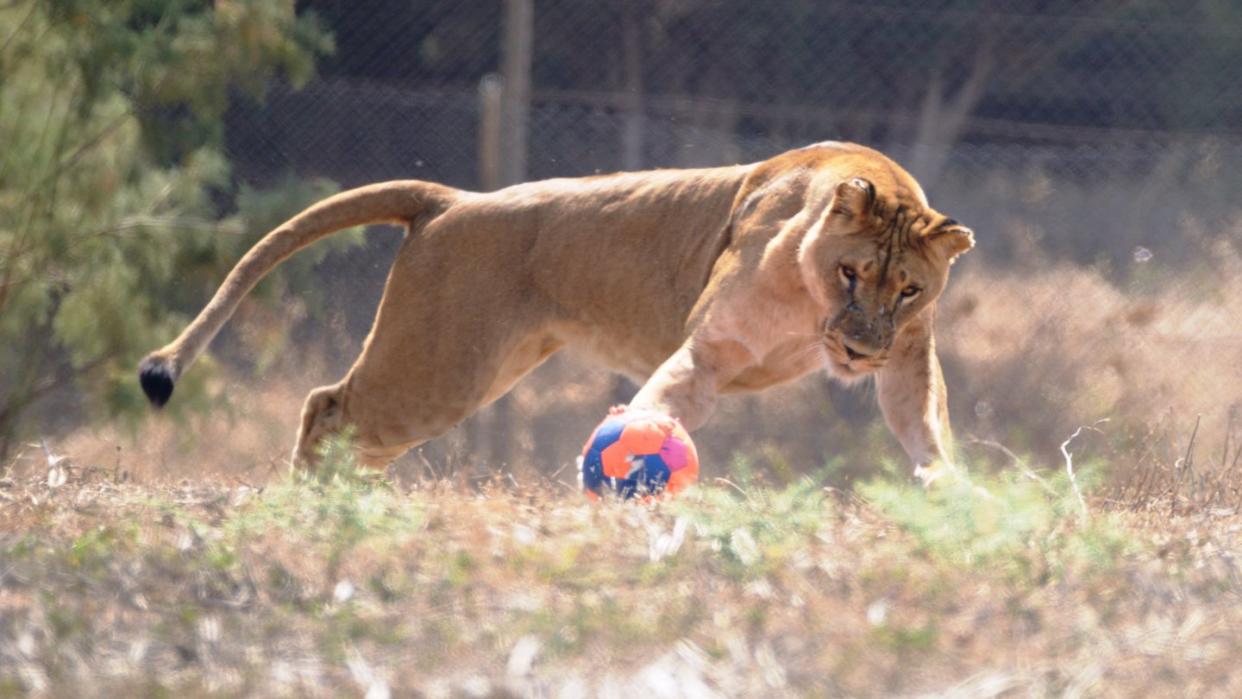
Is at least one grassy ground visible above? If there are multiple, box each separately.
[3,445,1242,698]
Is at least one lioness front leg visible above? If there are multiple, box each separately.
[874,312,955,484]
[630,338,754,431]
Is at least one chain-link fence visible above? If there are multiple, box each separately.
[219,0,1242,481]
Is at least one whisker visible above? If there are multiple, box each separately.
[791,341,829,364]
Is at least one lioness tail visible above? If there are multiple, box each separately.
[139,180,457,407]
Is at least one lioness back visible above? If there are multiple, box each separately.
[435,166,755,372]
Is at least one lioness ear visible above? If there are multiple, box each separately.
[828,177,875,221]
[925,221,975,264]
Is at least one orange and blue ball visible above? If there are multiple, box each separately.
[579,407,699,499]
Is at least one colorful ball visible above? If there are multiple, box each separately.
[578,407,700,499]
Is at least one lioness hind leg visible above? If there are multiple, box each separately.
[329,330,563,469]
[292,382,347,468]
[292,381,420,469]
[289,212,565,471]
[292,380,428,469]
[291,332,564,471]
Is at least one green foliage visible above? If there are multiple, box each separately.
[862,463,1134,581]
[0,1,333,456]
[673,474,828,577]
[139,435,421,606]
[223,434,422,565]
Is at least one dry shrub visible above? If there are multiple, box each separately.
[939,240,1242,491]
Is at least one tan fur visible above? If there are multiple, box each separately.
[140,142,973,478]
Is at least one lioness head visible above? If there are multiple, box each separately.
[798,177,973,379]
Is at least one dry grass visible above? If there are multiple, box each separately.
[3,444,1242,697]
[5,243,1242,696]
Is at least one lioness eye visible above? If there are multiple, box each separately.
[901,285,921,298]
[839,265,856,281]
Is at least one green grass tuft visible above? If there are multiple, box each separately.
[862,461,1134,580]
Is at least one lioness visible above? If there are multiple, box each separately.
[140,142,973,481]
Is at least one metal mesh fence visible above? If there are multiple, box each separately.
[221,0,1242,478]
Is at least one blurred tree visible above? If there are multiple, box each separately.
[0,0,336,460]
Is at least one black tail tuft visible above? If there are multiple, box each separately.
[139,356,176,408]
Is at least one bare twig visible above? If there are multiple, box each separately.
[549,460,572,479]
[1117,412,1170,506]
[1222,408,1235,469]
[713,477,757,505]
[965,436,1059,497]
[417,450,440,481]
[1173,415,1201,516]
[1061,419,1109,521]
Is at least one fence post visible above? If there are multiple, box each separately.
[481,0,534,470]
[478,74,504,191]
[621,2,644,172]
[601,4,645,408]
[500,0,533,186]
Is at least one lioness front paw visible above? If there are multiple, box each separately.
[912,459,956,487]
